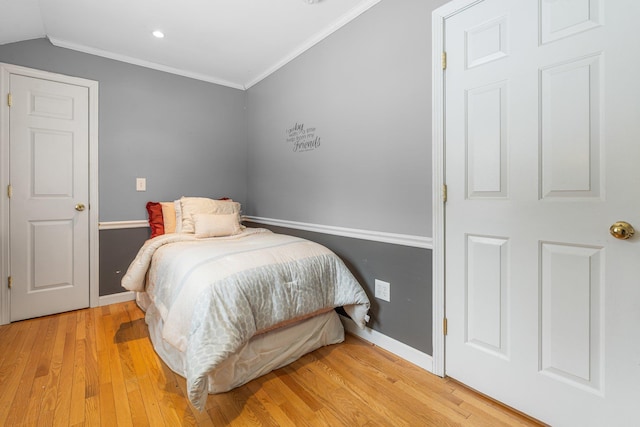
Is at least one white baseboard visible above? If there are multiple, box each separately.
[340,315,434,373]
[99,291,136,306]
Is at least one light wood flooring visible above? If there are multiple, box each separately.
[0,301,543,426]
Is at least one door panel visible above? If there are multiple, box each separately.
[539,242,603,391]
[443,0,640,425]
[32,129,74,196]
[31,220,74,289]
[540,0,602,44]
[466,81,508,198]
[540,54,602,198]
[10,74,89,321]
[466,235,509,357]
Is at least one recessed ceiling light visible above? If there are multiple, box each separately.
[152,30,165,39]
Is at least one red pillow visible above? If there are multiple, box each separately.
[146,201,165,238]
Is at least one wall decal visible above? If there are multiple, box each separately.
[286,122,321,152]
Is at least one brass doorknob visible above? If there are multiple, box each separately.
[75,203,86,212]
[610,221,634,240]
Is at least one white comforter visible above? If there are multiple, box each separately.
[121,228,370,410]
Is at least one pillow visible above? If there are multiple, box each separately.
[193,213,242,238]
[146,202,164,238]
[179,197,241,234]
[174,200,183,233]
[160,202,176,233]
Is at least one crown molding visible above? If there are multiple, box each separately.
[48,37,246,90]
[47,0,382,91]
[245,0,382,89]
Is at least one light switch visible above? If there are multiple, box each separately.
[136,178,146,191]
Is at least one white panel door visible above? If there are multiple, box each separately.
[9,74,90,321]
[444,0,640,425]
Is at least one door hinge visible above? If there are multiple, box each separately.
[7,93,12,107]
[7,184,11,199]
[442,184,448,203]
[442,51,447,70]
[7,276,12,289]
[443,317,448,336]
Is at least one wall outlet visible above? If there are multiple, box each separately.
[136,177,146,191]
[375,279,390,302]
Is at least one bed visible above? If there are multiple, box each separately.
[121,197,371,410]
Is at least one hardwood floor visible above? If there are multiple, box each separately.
[0,301,542,426]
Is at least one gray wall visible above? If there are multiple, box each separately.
[246,0,447,354]
[0,38,248,221]
[99,228,150,296]
[246,0,447,236]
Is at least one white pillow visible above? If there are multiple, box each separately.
[179,197,241,234]
[174,199,183,233]
[193,213,242,238]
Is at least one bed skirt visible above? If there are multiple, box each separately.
[136,291,345,394]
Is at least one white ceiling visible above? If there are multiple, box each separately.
[0,0,381,89]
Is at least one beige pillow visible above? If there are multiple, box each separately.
[174,199,183,233]
[193,213,242,238]
[180,197,241,234]
[160,202,176,233]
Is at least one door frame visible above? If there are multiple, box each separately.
[0,63,100,324]
[431,0,484,377]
